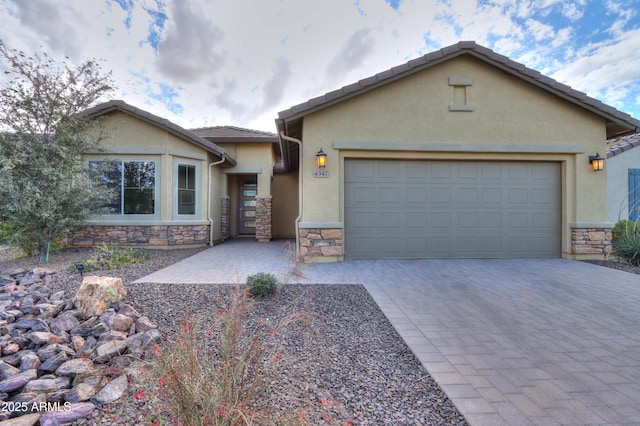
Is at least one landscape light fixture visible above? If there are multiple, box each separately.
[589,153,604,171]
[75,263,85,276]
[316,149,327,168]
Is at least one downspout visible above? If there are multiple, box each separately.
[279,131,303,259]
[208,156,226,245]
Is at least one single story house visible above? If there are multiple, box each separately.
[73,41,640,263]
[606,132,640,222]
[71,101,298,247]
[277,41,640,262]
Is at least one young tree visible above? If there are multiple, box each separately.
[0,41,116,264]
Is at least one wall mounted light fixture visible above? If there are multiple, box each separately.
[316,149,327,168]
[588,153,604,171]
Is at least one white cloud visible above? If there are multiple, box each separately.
[0,0,638,131]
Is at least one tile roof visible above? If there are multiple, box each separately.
[607,132,640,158]
[191,126,278,141]
[277,41,640,139]
[80,100,236,166]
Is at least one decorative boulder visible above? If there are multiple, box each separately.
[74,277,127,319]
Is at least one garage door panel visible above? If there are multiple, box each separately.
[379,213,400,228]
[407,237,428,253]
[532,188,554,204]
[430,237,452,253]
[350,211,375,229]
[379,187,399,203]
[482,188,502,203]
[508,212,529,228]
[458,188,479,203]
[345,160,560,259]
[352,186,375,203]
[482,212,502,228]
[408,212,428,228]
[458,212,479,228]
[431,212,452,228]
[407,187,427,203]
[431,188,452,203]
[407,162,428,178]
[483,238,504,254]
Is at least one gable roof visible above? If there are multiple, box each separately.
[276,40,640,141]
[191,126,278,143]
[607,132,640,158]
[81,100,237,166]
[192,126,286,173]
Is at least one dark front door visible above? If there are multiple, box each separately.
[239,179,257,235]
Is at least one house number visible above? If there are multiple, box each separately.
[313,170,329,178]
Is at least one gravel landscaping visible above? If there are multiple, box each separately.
[3,244,639,425]
[1,246,467,425]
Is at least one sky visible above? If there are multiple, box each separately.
[0,0,638,133]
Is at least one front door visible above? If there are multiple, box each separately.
[238,179,257,235]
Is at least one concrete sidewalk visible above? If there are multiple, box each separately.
[136,239,640,425]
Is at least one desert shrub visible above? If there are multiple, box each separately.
[246,272,278,298]
[132,288,345,425]
[612,219,640,241]
[612,220,640,266]
[82,244,151,271]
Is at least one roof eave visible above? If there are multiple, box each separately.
[278,42,640,139]
[82,101,237,166]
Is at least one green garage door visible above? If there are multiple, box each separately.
[345,160,561,259]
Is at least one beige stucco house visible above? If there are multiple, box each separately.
[277,41,640,262]
[73,41,640,263]
[607,133,640,223]
[71,101,298,247]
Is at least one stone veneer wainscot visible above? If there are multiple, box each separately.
[220,196,230,239]
[299,228,343,262]
[70,225,210,247]
[255,196,272,242]
[570,226,613,255]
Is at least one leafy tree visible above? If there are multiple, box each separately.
[0,41,116,264]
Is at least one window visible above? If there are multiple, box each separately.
[90,160,156,215]
[178,164,196,215]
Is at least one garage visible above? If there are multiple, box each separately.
[345,159,561,259]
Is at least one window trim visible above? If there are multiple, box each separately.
[88,158,158,218]
[175,160,199,218]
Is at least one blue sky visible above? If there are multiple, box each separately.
[0,0,638,132]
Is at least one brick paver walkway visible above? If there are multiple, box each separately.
[136,239,640,425]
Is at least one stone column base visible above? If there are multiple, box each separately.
[299,228,343,262]
[256,196,272,242]
[571,226,612,257]
[220,196,230,240]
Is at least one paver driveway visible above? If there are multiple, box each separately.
[137,239,640,425]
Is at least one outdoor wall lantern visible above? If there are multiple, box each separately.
[316,149,327,168]
[589,153,604,172]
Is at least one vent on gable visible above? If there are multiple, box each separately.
[448,76,474,112]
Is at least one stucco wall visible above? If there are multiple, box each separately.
[299,56,609,258]
[271,172,298,238]
[82,111,217,245]
[608,149,640,223]
[217,142,277,237]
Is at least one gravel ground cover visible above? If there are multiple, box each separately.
[2,245,638,425]
[0,246,466,425]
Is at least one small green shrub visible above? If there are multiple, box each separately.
[612,220,640,266]
[82,244,151,272]
[246,272,278,298]
[612,219,640,241]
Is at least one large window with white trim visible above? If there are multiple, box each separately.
[177,163,196,215]
[90,160,156,215]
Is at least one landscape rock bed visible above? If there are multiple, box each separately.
[0,247,471,424]
[0,267,161,425]
[1,246,639,425]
